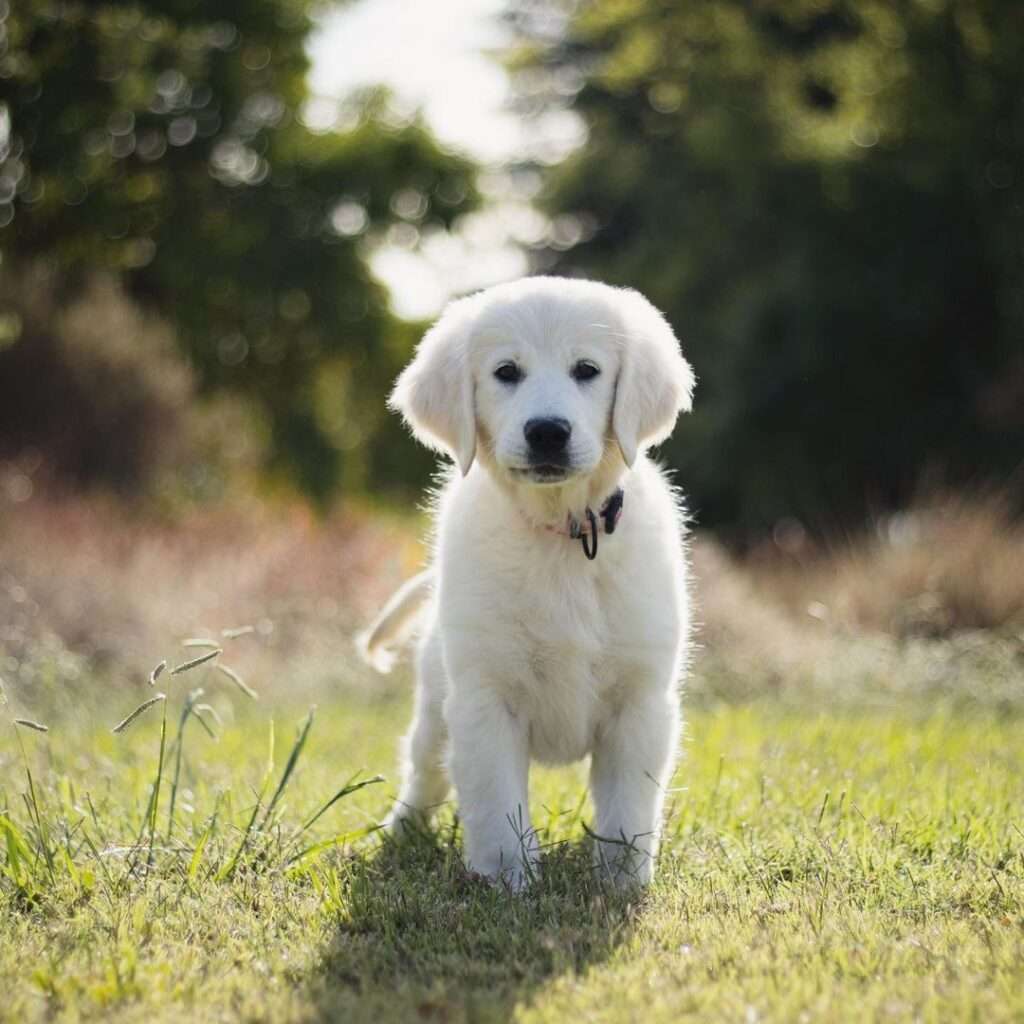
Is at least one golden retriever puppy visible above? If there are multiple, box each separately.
[359,276,695,889]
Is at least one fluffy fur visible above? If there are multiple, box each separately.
[359,276,695,889]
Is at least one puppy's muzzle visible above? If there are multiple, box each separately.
[524,417,572,466]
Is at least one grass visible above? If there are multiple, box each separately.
[1,681,1022,1023]
[1,491,1022,1021]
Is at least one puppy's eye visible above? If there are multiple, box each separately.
[494,362,522,385]
[571,360,601,382]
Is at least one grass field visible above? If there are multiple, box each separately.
[1,495,1022,1022]
[2,676,1022,1023]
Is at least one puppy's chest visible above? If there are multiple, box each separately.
[500,574,624,762]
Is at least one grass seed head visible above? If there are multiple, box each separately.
[222,625,256,639]
[149,660,167,686]
[171,649,222,675]
[14,718,49,733]
[194,703,223,728]
[215,663,259,700]
[112,693,166,734]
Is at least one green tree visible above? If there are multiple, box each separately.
[510,0,1024,534]
[0,0,476,499]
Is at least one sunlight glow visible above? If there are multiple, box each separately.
[308,0,583,319]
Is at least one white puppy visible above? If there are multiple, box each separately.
[359,276,694,889]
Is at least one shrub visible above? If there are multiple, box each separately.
[0,266,261,496]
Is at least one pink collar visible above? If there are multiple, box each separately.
[541,488,625,560]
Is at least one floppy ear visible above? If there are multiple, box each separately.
[612,291,695,468]
[388,299,476,475]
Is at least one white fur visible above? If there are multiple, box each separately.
[361,276,694,889]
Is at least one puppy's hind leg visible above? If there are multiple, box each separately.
[386,631,450,834]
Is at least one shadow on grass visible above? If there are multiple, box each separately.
[304,822,643,1023]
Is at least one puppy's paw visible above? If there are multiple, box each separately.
[593,842,654,889]
[498,861,537,894]
[467,854,539,894]
[383,802,430,839]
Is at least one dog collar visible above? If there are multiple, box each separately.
[542,488,624,561]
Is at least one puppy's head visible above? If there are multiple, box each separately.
[389,278,694,484]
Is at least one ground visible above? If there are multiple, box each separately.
[2,681,1022,1023]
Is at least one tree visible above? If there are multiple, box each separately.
[509,0,1024,535]
[0,0,476,499]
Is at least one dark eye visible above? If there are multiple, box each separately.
[571,360,601,382]
[494,361,522,384]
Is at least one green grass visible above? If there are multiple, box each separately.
[1,680,1022,1023]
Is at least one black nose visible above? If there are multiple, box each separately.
[524,417,571,457]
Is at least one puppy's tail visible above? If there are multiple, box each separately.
[355,569,435,674]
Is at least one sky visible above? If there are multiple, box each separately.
[307,0,583,319]
[309,0,516,164]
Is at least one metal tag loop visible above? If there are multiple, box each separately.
[580,508,599,560]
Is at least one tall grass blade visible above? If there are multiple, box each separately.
[19,770,57,886]
[167,689,207,837]
[258,708,316,832]
[145,698,169,872]
[266,718,275,778]
[60,846,83,890]
[298,774,385,834]
[286,824,383,868]
[217,784,267,882]
[0,813,33,891]
[128,777,159,876]
[12,722,57,886]
[79,829,115,890]
[217,720,276,881]
[188,827,211,883]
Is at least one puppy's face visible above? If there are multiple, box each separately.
[472,328,618,486]
[390,278,695,485]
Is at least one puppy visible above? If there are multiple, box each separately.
[359,277,694,889]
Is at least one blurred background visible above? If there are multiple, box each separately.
[1,0,1022,709]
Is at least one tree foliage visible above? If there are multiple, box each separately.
[0,0,475,499]
[510,0,1024,534]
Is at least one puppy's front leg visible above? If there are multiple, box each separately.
[447,692,536,890]
[590,691,679,887]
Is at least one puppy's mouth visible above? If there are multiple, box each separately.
[510,463,576,485]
